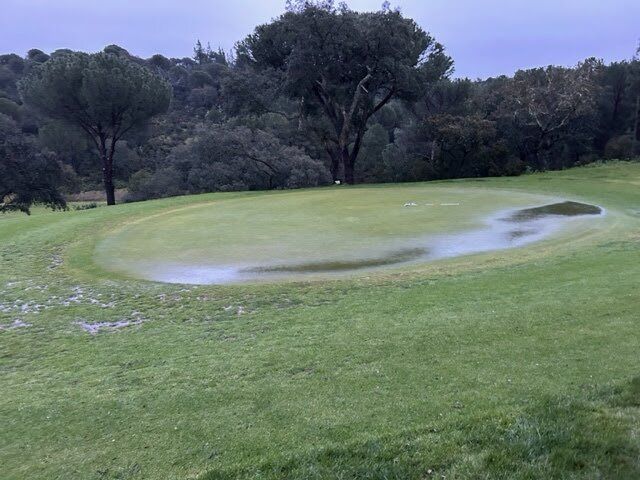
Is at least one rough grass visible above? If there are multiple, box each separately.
[202,377,640,479]
[1,161,639,479]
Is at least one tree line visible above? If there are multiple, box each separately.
[1,0,639,212]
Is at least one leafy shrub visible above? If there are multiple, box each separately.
[127,124,330,201]
[604,135,634,160]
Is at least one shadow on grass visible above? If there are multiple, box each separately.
[200,377,640,479]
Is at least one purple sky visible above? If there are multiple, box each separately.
[2,0,638,78]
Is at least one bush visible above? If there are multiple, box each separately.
[126,125,331,201]
[125,167,185,202]
[604,135,634,160]
[0,98,21,121]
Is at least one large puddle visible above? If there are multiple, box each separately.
[140,201,603,284]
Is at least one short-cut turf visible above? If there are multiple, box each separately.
[1,162,639,479]
[95,187,556,282]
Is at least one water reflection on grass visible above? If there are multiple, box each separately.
[142,201,604,284]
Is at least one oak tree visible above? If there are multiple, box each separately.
[237,0,451,183]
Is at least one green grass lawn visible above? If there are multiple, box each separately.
[1,162,639,479]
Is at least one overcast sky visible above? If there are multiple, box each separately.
[1,0,638,78]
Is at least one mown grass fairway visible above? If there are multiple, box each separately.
[1,162,639,479]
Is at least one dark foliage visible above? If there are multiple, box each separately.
[126,124,330,200]
[1,1,639,209]
[0,113,66,213]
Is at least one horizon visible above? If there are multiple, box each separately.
[1,0,639,79]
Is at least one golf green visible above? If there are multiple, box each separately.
[94,187,602,284]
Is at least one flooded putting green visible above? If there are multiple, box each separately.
[94,187,603,284]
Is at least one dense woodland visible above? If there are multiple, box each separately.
[1,0,639,211]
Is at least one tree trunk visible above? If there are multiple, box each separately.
[328,149,341,182]
[430,140,437,165]
[99,140,116,206]
[339,128,365,185]
[103,166,115,206]
[342,147,355,185]
[633,94,640,156]
[531,149,541,171]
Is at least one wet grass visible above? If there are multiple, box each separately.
[93,186,554,283]
[1,161,639,479]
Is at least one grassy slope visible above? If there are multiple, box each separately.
[0,162,639,479]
